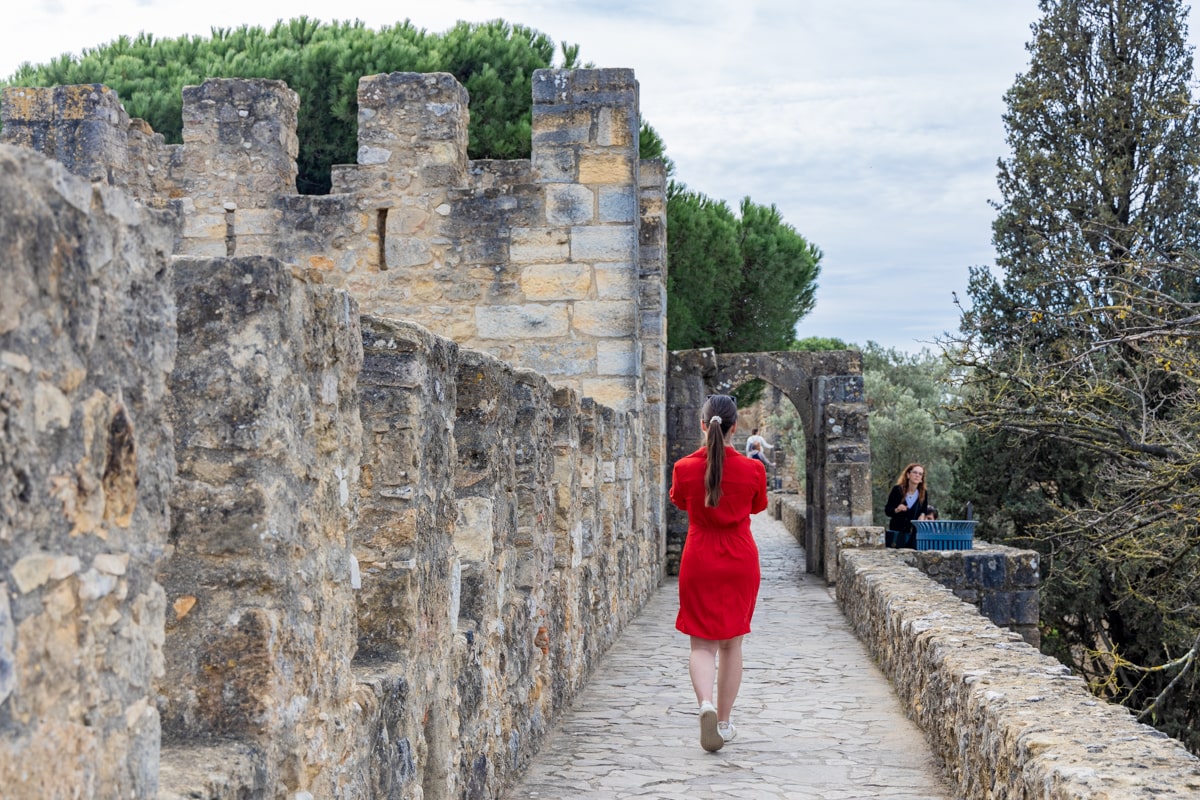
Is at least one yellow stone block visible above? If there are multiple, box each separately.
[388,206,431,236]
[578,153,634,185]
[510,227,570,264]
[581,376,638,413]
[519,264,593,301]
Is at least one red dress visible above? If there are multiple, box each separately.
[671,446,768,640]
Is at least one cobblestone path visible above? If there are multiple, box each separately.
[503,510,955,800]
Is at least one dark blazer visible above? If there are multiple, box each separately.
[884,484,931,548]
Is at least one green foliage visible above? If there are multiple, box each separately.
[860,342,965,523]
[791,336,850,352]
[639,121,675,177]
[949,0,1200,751]
[3,18,576,193]
[666,183,742,351]
[666,183,821,354]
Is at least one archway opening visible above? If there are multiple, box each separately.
[665,348,873,582]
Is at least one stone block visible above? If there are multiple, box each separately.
[596,340,639,376]
[595,106,636,148]
[545,184,595,225]
[581,377,637,412]
[598,185,637,223]
[415,305,479,342]
[385,236,434,269]
[476,304,570,339]
[1012,589,1040,625]
[578,153,635,185]
[572,300,637,338]
[965,552,1008,589]
[181,211,226,240]
[571,225,636,262]
[519,263,593,301]
[176,239,228,258]
[981,590,1014,626]
[456,496,496,561]
[511,227,570,264]
[530,105,594,147]
[517,341,597,377]
[532,148,576,183]
[595,262,638,300]
[1011,550,1040,586]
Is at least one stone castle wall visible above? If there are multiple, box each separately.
[770,495,1200,798]
[0,66,665,800]
[1,67,667,545]
[837,546,1200,799]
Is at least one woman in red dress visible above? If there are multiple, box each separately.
[670,394,768,752]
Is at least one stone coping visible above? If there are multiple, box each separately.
[836,548,1200,799]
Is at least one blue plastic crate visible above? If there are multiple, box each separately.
[913,520,976,551]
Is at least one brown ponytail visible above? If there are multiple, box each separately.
[700,394,738,507]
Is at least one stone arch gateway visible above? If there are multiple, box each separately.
[666,348,873,581]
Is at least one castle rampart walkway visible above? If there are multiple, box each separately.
[504,511,954,799]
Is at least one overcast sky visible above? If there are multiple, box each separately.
[0,1,1079,352]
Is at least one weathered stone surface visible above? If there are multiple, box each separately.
[837,548,1200,799]
[544,184,595,226]
[510,226,571,263]
[0,68,669,800]
[0,145,175,799]
[179,79,300,211]
[520,262,593,301]
[157,255,363,798]
[2,69,662,422]
[571,224,637,262]
[572,299,638,339]
[476,304,570,339]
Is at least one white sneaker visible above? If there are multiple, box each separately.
[698,701,723,752]
[718,721,737,743]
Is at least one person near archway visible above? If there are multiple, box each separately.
[670,394,768,752]
[884,463,933,548]
[744,427,773,466]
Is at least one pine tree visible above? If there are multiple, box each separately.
[949,0,1200,752]
[3,19,567,193]
[666,187,821,355]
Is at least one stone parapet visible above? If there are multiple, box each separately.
[157,255,363,797]
[0,65,670,798]
[0,148,662,798]
[897,541,1041,646]
[0,84,173,200]
[179,79,300,211]
[836,548,1200,799]
[0,145,176,798]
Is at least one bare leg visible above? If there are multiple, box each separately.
[715,636,744,722]
[688,636,719,704]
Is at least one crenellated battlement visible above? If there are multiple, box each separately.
[1,69,665,419]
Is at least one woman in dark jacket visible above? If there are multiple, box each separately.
[884,463,932,549]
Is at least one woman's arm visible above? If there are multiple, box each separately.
[669,463,686,510]
[883,485,903,517]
